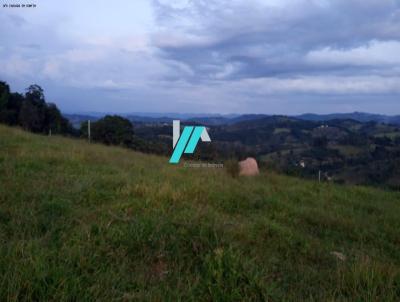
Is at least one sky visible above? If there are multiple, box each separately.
[1,0,400,115]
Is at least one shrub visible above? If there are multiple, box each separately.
[225,159,239,178]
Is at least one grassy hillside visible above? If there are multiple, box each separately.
[0,125,399,301]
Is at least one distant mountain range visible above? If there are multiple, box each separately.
[297,112,400,125]
[65,112,400,128]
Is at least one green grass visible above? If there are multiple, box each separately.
[1,125,400,301]
[273,128,290,134]
[373,132,400,139]
[329,145,364,157]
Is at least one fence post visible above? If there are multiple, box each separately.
[88,120,91,143]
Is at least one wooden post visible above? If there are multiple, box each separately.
[318,170,321,183]
[88,120,91,143]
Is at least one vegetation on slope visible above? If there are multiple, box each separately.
[132,116,400,188]
[0,82,74,136]
[0,125,399,301]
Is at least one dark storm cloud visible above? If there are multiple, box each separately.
[1,0,400,114]
[152,0,400,81]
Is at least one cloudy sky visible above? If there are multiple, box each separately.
[1,0,400,114]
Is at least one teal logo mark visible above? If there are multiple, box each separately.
[169,120,211,164]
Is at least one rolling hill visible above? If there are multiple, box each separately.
[298,112,400,125]
[0,125,399,301]
[65,112,400,127]
[132,115,400,188]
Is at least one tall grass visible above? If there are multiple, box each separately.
[0,125,399,301]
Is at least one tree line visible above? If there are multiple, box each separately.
[0,81,75,135]
[0,81,168,154]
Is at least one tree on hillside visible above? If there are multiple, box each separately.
[6,93,24,125]
[0,81,75,135]
[0,82,10,111]
[80,120,89,138]
[0,82,11,124]
[91,115,135,147]
[312,136,328,148]
[0,82,25,126]
[25,84,45,104]
[19,100,45,132]
[45,103,73,134]
[19,85,47,132]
